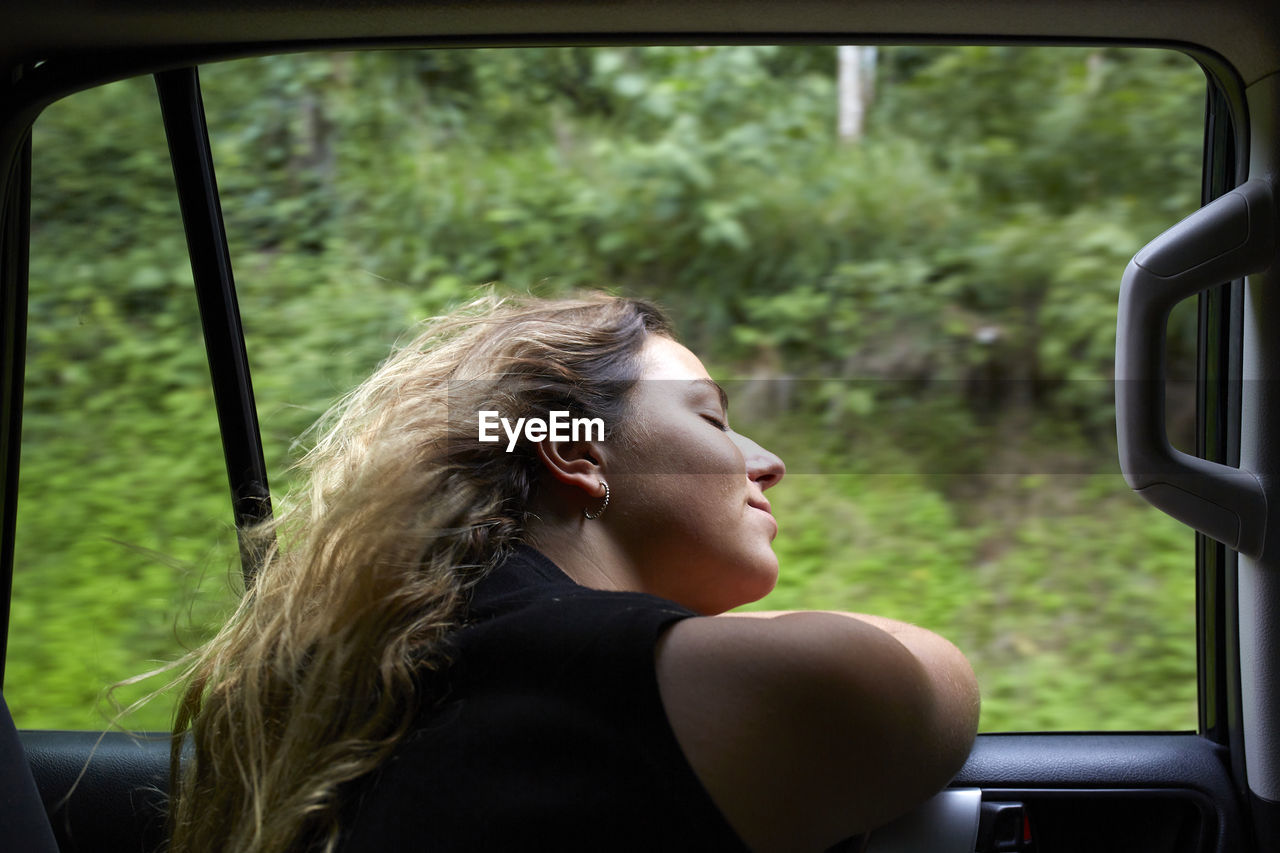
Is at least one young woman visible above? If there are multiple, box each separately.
[164,294,979,853]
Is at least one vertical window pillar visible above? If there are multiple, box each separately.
[155,67,271,582]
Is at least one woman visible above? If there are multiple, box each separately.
[164,293,979,853]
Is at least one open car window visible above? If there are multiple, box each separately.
[12,75,238,729]
[11,44,1206,732]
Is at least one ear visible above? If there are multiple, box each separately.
[534,438,607,499]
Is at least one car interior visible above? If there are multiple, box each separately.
[2,1,1280,851]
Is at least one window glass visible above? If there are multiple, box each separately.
[12,77,239,729]
[204,46,1204,732]
[13,45,1206,731]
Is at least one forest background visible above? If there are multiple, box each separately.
[10,44,1208,731]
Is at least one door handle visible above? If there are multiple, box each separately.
[1115,178,1275,557]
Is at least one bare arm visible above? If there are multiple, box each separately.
[655,610,980,853]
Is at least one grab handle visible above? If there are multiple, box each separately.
[1116,179,1275,558]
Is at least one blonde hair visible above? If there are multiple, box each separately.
[165,293,670,853]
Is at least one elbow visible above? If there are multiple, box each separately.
[855,629,981,825]
[811,619,982,832]
[902,636,982,804]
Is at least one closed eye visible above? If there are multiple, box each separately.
[702,414,729,431]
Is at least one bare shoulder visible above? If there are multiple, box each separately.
[655,611,980,853]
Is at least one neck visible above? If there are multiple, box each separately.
[524,514,643,595]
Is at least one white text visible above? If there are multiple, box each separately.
[478,410,605,452]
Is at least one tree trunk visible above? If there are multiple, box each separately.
[838,45,877,142]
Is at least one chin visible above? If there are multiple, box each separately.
[744,564,780,605]
[713,558,779,613]
[666,549,779,614]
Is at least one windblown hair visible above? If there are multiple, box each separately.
[165,293,670,853]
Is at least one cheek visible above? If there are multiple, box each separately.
[608,423,745,520]
[645,474,727,518]
[675,441,745,485]
[623,447,739,487]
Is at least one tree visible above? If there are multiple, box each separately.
[837,45,876,141]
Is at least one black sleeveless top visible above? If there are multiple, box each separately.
[338,545,750,852]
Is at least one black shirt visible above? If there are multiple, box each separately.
[339,545,749,851]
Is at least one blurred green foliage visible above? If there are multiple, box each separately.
[10,45,1205,731]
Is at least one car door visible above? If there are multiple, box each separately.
[0,3,1276,852]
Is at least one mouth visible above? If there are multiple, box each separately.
[748,497,777,539]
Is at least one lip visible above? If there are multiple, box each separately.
[748,499,777,538]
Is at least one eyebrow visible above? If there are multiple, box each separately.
[692,378,730,413]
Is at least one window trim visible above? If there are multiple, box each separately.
[154,66,272,583]
[0,131,30,686]
[1193,61,1249,810]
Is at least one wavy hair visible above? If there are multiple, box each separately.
[164,293,670,853]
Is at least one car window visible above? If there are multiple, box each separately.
[9,44,1206,731]
[11,75,240,729]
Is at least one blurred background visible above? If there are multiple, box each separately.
[11,45,1205,731]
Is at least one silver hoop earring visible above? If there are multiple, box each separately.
[584,481,610,520]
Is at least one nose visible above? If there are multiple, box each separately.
[732,432,786,491]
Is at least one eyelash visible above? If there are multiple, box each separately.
[703,415,729,432]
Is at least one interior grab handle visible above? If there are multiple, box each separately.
[1116,178,1275,558]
